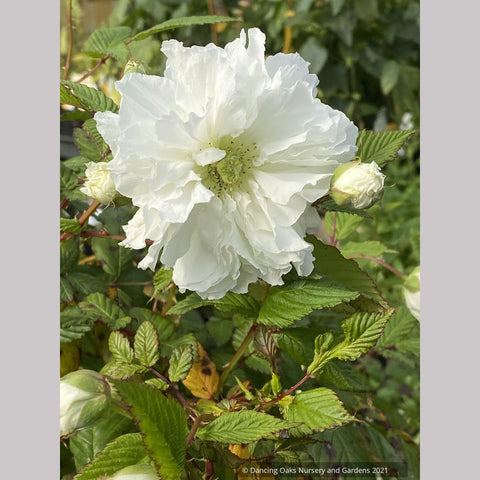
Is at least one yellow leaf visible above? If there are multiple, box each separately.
[182,344,219,399]
[229,444,250,459]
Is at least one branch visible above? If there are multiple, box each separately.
[347,254,407,279]
[257,373,311,411]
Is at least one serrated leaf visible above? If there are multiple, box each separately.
[341,240,396,259]
[168,291,259,318]
[337,309,395,360]
[79,292,132,330]
[321,359,372,392]
[324,211,364,240]
[83,26,132,62]
[60,307,95,343]
[146,378,169,391]
[109,331,134,363]
[182,344,219,399]
[60,238,79,275]
[153,267,173,295]
[60,218,82,234]
[134,321,160,367]
[67,271,108,296]
[60,277,74,302]
[112,380,188,480]
[69,410,133,471]
[63,156,89,173]
[61,80,119,113]
[355,0,379,22]
[197,410,297,444]
[73,433,146,480]
[257,279,359,328]
[277,328,316,365]
[73,118,110,162]
[101,361,148,379]
[168,344,194,382]
[206,318,233,347]
[283,388,353,433]
[310,237,387,307]
[131,15,236,42]
[91,237,134,279]
[356,129,416,167]
[129,308,175,341]
[60,162,79,193]
[376,305,418,349]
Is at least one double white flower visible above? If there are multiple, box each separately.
[95,28,358,299]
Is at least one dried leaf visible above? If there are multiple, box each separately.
[182,344,219,399]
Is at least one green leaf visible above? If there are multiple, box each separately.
[131,15,236,42]
[197,410,298,444]
[168,344,194,382]
[376,306,418,349]
[129,308,175,341]
[69,410,133,471]
[67,271,108,296]
[331,0,346,16]
[112,380,188,480]
[337,309,395,361]
[60,277,74,302]
[91,237,134,279]
[60,218,82,235]
[321,359,372,392]
[277,328,316,365]
[134,321,160,367]
[60,307,95,343]
[109,331,134,363]
[283,388,353,433]
[341,240,396,259]
[257,279,359,328]
[79,293,132,330]
[63,156,89,173]
[101,361,148,380]
[324,211,364,240]
[356,129,417,167]
[380,60,400,95]
[310,237,387,307]
[319,198,372,218]
[60,80,119,113]
[73,119,110,162]
[206,318,233,347]
[73,433,147,480]
[60,238,79,275]
[83,26,132,62]
[153,267,173,294]
[168,292,259,318]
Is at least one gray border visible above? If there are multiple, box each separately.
[3,2,60,478]
[421,0,480,478]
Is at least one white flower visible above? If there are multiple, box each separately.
[60,369,110,437]
[80,161,117,204]
[94,28,358,299]
[403,266,420,321]
[108,464,158,480]
[330,160,385,209]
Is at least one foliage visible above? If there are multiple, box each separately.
[60,1,419,479]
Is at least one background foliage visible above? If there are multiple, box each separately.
[60,1,419,479]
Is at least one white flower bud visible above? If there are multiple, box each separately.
[60,369,111,437]
[330,160,385,209]
[80,161,117,204]
[403,266,420,321]
[109,464,159,480]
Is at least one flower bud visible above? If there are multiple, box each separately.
[80,161,117,204]
[109,464,159,480]
[403,266,420,321]
[330,160,385,209]
[124,59,147,75]
[60,369,111,437]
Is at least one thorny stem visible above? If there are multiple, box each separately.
[219,324,258,389]
[149,368,195,416]
[347,254,407,279]
[186,416,203,448]
[257,373,311,411]
[63,0,73,80]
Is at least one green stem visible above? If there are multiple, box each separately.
[257,373,311,411]
[219,324,258,389]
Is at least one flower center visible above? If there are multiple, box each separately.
[199,136,258,196]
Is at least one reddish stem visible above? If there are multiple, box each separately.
[257,373,311,411]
